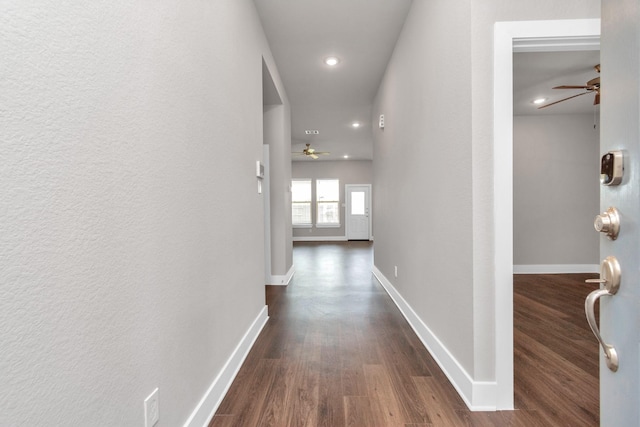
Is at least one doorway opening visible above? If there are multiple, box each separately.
[493,19,601,410]
[511,49,600,423]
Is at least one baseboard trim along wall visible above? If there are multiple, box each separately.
[183,306,269,427]
[268,264,295,286]
[372,266,497,411]
[292,236,348,242]
[513,264,599,274]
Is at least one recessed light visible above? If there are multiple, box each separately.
[324,57,340,66]
[352,122,361,128]
[532,98,547,105]
[343,155,349,159]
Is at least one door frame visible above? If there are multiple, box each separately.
[493,19,600,409]
[345,184,372,241]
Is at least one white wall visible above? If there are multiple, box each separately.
[0,1,289,426]
[262,62,293,280]
[373,0,475,375]
[292,160,373,240]
[373,0,600,409]
[265,106,293,277]
[514,114,599,268]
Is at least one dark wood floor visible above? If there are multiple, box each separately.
[513,273,599,426]
[211,242,599,426]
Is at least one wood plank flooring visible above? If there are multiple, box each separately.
[513,273,599,426]
[211,242,599,426]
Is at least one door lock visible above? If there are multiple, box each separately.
[594,207,620,240]
[600,150,623,186]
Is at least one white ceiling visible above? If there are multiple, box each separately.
[254,1,600,161]
[254,0,412,161]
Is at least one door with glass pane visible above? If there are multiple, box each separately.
[346,185,371,240]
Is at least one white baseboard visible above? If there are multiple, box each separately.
[372,266,497,411]
[514,264,598,274]
[292,236,347,242]
[268,264,295,286]
[183,306,269,427]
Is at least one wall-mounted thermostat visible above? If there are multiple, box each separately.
[600,151,623,186]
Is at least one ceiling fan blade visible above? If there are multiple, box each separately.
[310,154,319,159]
[314,152,330,155]
[553,85,590,89]
[538,92,589,109]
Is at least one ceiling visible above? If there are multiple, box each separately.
[254,0,412,161]
[254,1,600,161]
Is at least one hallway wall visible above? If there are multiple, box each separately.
[372,0,600,409]
[0,1,289,425]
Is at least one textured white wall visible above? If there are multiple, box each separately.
[514,114,599,265]
[373,0,475,376]
[373,0,600,386]
[0,1,289,425]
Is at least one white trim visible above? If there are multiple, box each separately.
[183,306,269,427]
[292,236,347,242]
[513,35,600,52]
[493,18,600,410]
[514,264,599,274]
[315,223,341,228]
[293,224,313,229]
[372,266,497,411]
[268,264,295,286]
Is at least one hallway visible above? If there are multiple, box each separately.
[211,242,595,426]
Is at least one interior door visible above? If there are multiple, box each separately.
[598,2,640,424]
[346,185,371,240]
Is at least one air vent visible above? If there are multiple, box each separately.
[304,130,320,135]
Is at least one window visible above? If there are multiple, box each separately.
[351,191,365,215]
[291,179,312,226]
[316,179,340,226]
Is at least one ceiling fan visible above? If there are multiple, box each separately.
[538,64,600,109]
[292,143,330,160]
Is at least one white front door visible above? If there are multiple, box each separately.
[598,2,640,424]
[346,185,371,240]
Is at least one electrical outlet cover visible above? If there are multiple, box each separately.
[144,388,160,427]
